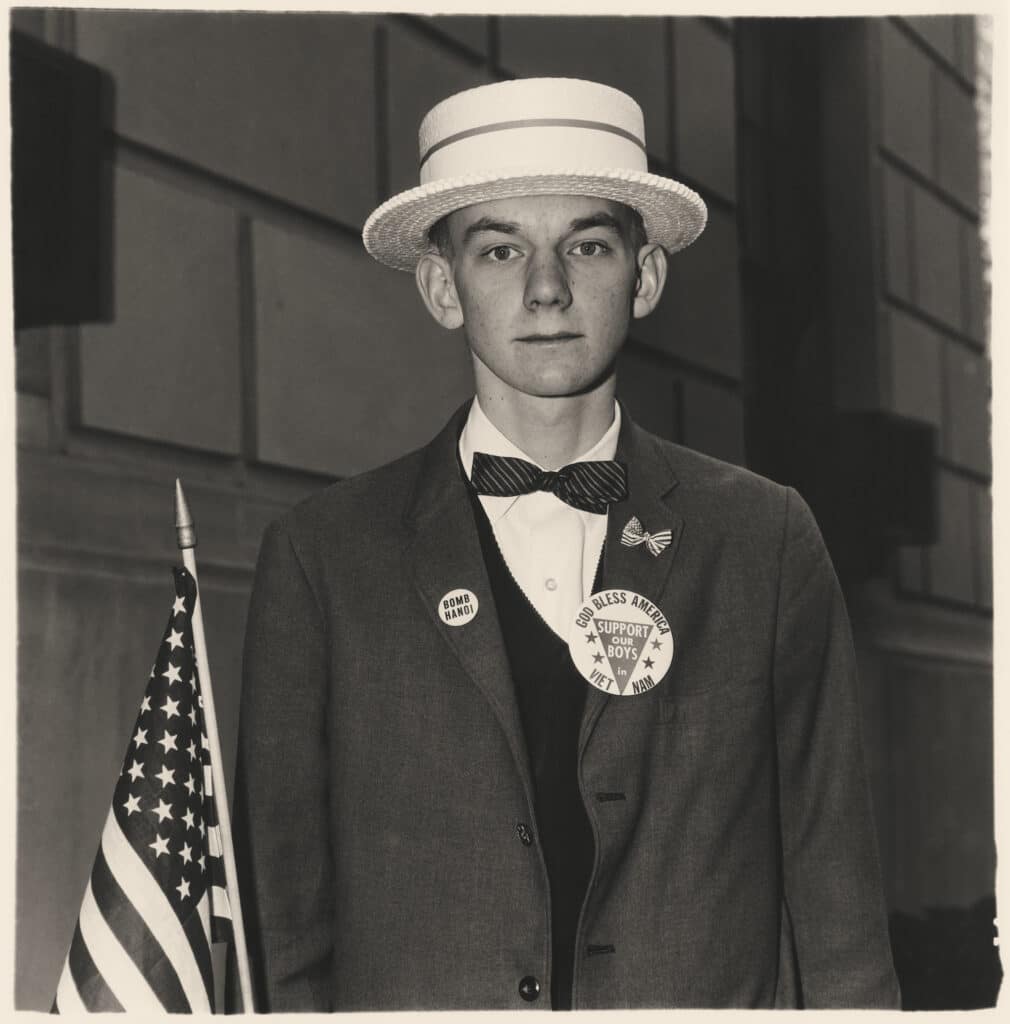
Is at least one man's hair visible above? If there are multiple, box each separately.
[426,203,649,262]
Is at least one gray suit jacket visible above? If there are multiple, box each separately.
[232,402,900,1011]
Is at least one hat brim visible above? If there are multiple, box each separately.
[362,169,708,272]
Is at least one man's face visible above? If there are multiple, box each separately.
[441,195,642,400]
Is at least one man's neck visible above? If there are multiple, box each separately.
[473,379,618,470]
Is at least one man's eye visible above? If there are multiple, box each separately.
[571,241,608,257]
[486,245,518,262]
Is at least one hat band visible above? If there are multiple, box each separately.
[419,117,647,171]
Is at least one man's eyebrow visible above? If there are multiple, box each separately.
[461,218,521,244]
[568,212,626,234]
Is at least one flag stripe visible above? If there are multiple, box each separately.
[79,880,165,1012]
[102,814,212,1011]
[55,955,87,1014]
[181,896,216,1002]
[67,920,124,1012]
[90,846,191,1012]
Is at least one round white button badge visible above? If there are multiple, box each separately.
[568,588,674,696]
[438,588,479,626]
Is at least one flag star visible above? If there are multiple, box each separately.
[140,695,152,713]
[198,695,204,708]
[197,854,206,873]
[188,674,197,693]
[149,834,170,858]
[149,663,156,679]
[188,707,198,726]
[155,765,175,788]
[158,731,178,753]
[182,808,196,830]
[151,799,173,823]
[172,595,187,617]
[161,696,180,719]
[133,727,148,748]
[187,739,199,761]
[162,663,182,686]
[176,878,191,900]
[199,819,206,838]
[166,629,185,651]
[126,760,144,782]
[184,774,197,796]
[179,842,193,864]
[122,793,142,816]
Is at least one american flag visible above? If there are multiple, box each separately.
[53,567,232,1012]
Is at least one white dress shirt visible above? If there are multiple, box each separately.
[459,398,621,640]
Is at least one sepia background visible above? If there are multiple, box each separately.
[12,9,996,1010]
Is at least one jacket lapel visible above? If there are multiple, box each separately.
[403,403,535,805]
[580,416,685,752]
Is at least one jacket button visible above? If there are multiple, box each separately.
[515,822,532,846]
[518,976,541,1002]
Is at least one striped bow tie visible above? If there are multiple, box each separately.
[621,516,672,557]
[470,451,628,515]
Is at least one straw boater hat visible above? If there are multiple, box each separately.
[362,77,708,272]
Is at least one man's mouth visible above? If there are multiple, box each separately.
[514,332,583,342]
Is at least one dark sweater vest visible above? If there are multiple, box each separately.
[468,489,598,1010]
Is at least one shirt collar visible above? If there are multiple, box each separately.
[458,397,622,524]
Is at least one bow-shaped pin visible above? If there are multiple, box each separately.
[621,516,672,558]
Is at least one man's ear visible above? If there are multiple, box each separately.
[632,243,668,320]
[416,252,464,329]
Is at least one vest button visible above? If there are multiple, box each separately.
[518,975,541,1002]
[515,822,532,846]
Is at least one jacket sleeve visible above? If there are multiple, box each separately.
[230,519,334,1011]
[772,488,901,1007]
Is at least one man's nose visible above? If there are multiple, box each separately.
[523,253,572,310]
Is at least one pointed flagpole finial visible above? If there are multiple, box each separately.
[175,478,197,550]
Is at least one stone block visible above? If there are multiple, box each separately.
[73,11,377,226]
[385,21,491,200]
[935,74,980,209]
[888,309,942,428]
[884,654,992,912]
[881,165,911,301]
[497,16,669,162]
[944,345,990,476]
[17,393,49,451]
[904,14,958,65]
[78,165,242,454]
[680,376,745,465]
[429,15,488,55]
[634,206,742,379]
[879,21,934,178]
[910,184,964,330]
[927,469,975,605]
[673,19,737,200]
[15,326,50,396]
[955,16,976,80]
[615,347,679,442]
[963,226,988,344]
[252,220,474,477]
[896,546,927,595]
[18,453,262,574]
[976,485,991,610]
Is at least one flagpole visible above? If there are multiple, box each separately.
[175,479,255,1012]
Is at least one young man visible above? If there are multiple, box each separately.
[232,78,900,1011]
